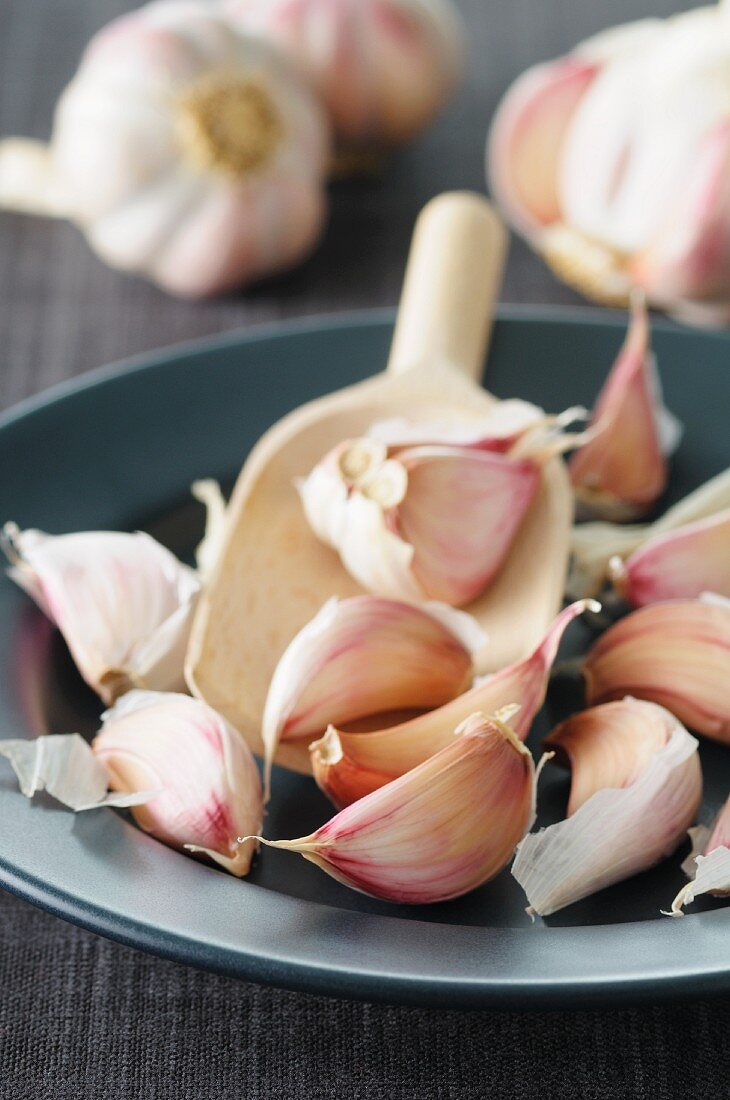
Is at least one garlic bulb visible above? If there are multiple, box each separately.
[224,0,465,157]
[1,523,200,705]
[252,711,534,904]
[0,1,330,297]
[487,2,730,323]
[93,691,263,876]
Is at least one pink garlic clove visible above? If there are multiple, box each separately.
[583,595,730,744]
[311,599,597,809]
[261,595,485,795]
[513,700,701,917]
[253,711,535,905]
[569,298,682,520]
[608,508,730,606]
[93,690,263,876]
[487,56,598,235]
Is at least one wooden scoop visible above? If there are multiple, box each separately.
[186,192,572,774]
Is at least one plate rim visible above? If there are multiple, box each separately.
[0,305,728,1009]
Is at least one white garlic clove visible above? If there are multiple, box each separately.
[1,523,200,705]
[252,711,535,905]
[512,700,702,917]
[311,599,597,809]
[261,595,485,795]
[93,690,263,876]
[569,298,682,520]
[583,594,730,743]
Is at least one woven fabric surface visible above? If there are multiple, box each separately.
[0,1,727,1097]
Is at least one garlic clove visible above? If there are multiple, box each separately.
[583,595,730,743]
[544,697,671,816]
[569,297,682,520]
[252,711,534,904]
[1,523,200,705]
[512,700,701,916]
[261,595,485,794]
[390,445,541,605]
[0,734,155,812]
[631,119,730,318]
[608,508,730,606]
[567,467,730,599]
[93,690,263,876]
[666,795,730,915]
[487,56,598,235]
[311,599,597,808]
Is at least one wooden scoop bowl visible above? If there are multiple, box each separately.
[186,192,573,774]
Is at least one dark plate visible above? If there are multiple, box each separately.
[0,307,727,1009]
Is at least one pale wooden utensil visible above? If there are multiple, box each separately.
[187,192,572,774]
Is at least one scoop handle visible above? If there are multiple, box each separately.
[386,192,507,381]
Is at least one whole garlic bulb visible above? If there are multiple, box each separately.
[487,2,730,324]
[0,1,330,297]
[223,0,465,155]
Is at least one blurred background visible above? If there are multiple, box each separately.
[0,0,707,411]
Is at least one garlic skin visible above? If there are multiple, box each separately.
[93,691,263,876]
[0,734,155,812]
[0,1,329,297]
[223,0,465,154]
[311,599,597,809]
[1,523,200,705]
[191,479,228,583]
[583,595,730,743]
[513,699,701,917]
[608,508,730,606]
[487,5,730,322]
[568,467,730,599]
[298,408,581,606]
[568,299,681,521]
[667,795,730,914]
[261,595,484,793]
[252,712,534,904]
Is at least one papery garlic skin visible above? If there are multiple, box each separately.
[583,596,730,743]
[0,734,155,812]
[261,595,484,793]
[298,408,583,606]
[567,467,730,599]
[223,0,465,153]
[311,599,597,809]
[93,691,262,876]
[569,299,681,520]
[487,6,730,321]
[513,700,701,916]
[608,508,730,606]
[667,795,730,914]
[191,479,228,583]
[0,1,329,297]
[253,712,534,904]
[1,524,200,705]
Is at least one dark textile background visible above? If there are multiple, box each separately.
[0,1,726,1097]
